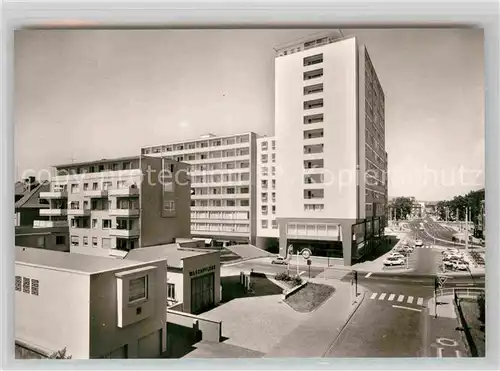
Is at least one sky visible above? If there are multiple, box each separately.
[14,28,484,201]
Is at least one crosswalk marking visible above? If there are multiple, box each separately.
[369,292,427,307]
[365,272,372,278]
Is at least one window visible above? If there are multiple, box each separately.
[129,276,147,303]
[272,220,278,229]
[272,179,276,189]
[261,220,268,229]
[272,153,276,163]
[272,140,276,150]
[272,205,276,214]
[31,279,39,296]
[117,180,126,189]
[70,184,80,194]
[261,154,268,163]
[240,187,249,194]
[92,182,98,190]
[164,200,175,212]
[103,219,111,229]
[22,277,30,293]
[103,181,113,190]
[92,237,98,247]
[83,236,89,246]
[92,219,97,228]
[112,163,119,171]
[15,276,21,291]
[71,235,79,246]
[227,200,235,207]
[262,205,268,215]
[261,167,268,176]
[167,283,176,300]
[241,200,249,207]
[83,200,89,209]
[83,183,89,191]
[261,180,268,189]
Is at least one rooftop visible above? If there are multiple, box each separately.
[54,155,140,169]
[15,180,50,209]
[15,246,150,274]
[124,243,217,269]
[273,31,348,57]
[141,131,257,150]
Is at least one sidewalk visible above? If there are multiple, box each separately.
[265,279,365,357]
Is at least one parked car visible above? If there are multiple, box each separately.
[383,256,405,266]
[453,262,469,271]
[389,252,406,260]
[271,256,288,265]
[415,239,423,247]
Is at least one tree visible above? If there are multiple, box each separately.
[49,347,72,359]
[392,197,413,220]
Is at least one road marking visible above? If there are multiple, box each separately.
[392,305,422,312]
[437,347,443,358]
[365,272,372,278]
[417,297,424,306]
[407,296,414,304]
[299,271,306,276]
[379,293,387,300]
[397,295,404,302]
[455,350,461,357]
[437,338,458,347]
[388,294,395,301]
[370,293,377,299]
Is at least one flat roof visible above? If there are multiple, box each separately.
[141,131,258,150]
[54,155,140,169]
[15,246,152,275]
[124,243,216,269]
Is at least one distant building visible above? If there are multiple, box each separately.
[37,155,191,257]
[15,247,168,359]
[124,243,221,315]
[141,132,258,247]
[15,177,50,227]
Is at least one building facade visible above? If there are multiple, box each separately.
[15,247,168,359]
[124,243,221,315]
[141,132,258,246]
[15,226,69,252]
[38,155,190,257]
[273,33,388,265]
[15,177,50,227]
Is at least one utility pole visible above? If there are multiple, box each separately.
[354,271,358,297]
[465,207,469,252]
[434,277,439,318]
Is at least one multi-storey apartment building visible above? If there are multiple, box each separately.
[141,132,258,246]
[256,136,279,249]
[38,155,190,257]
[273,32,388,266]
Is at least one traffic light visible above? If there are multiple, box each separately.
[354,271,358,284]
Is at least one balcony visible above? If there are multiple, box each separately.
[40,209,67,216]
[39,191,68,199]
[109,228,140,238]
[33,220,68,228]
[108,188,140,197]
[191,193,249,200]
[84,190,108,198]
[67,209,91,216]
[109,208,140,217]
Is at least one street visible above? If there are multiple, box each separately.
[222,257,325,278]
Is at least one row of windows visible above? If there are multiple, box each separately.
[192,224,250,233]
[61,179,137,194]
[261,205,276,215]
[260,140,276,151]
[261,220,278,229]
[260,153,276,164]
[304,204,324,212]
[15,276,39,296]
[261,192,276,202]
[189,162,250,172]
[56,161,136,176]
[260,179,276,189]
[71,235,112,248]
[165,149,250,162]
[193,200,249,207]
[142,135,250,154]
[71,218,114,229]
[192,187,249,196]
[192,173,250,183]
[192,211,249,220]
[260,166,276,177]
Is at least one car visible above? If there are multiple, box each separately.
[415,239,423,247]
[453,262,469,271]
[271,256,288,265]
[383,257,405,266]
[389,252,406,260]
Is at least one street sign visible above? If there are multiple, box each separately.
[437,275,448,287]
[301,248,312,260]
[307,259,311,266]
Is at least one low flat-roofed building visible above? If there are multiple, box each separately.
[125,243,221,315]
[15,246,168,359]
[15,226,69,252]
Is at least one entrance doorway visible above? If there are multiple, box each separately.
[191,273,215,314]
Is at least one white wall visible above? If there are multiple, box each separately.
[166,270,184,305]
[275,37,359,220]
[88,260,167,358]
[15,264,91,359]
